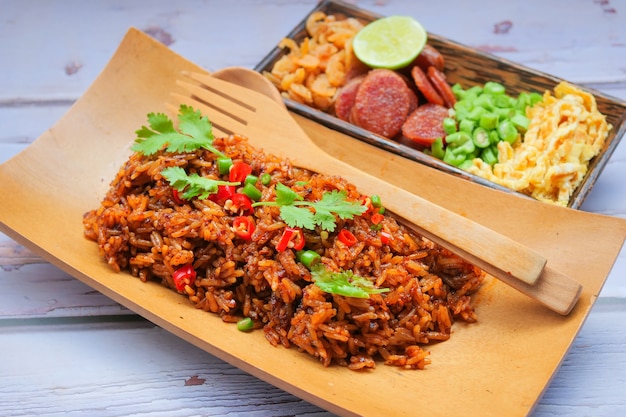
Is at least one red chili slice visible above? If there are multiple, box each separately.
[172,189,185,205]
[276,227,305,252]
[229,193,253,215]
[172,264,197,292]
[380,231,392,245]
[209,185,236,204]
[229,161,253,183]
[233,216,255,240]
[337,229,358,247]
[361,196,374,214]
[370,212,384,225]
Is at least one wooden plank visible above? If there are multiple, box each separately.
[0,234,131,319]
[0,260,132,319]
[0,298,624,417]
[0,105,72,145]
[0,0,625,415]
[1,0,625,101]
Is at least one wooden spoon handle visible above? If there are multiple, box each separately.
[498,266,583,315]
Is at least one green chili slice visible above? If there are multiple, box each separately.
[217,157,233,176]
[297,249,321,270]
[242,182,262,201]
[260,172,272,186]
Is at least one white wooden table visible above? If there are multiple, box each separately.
[1,1,625,416]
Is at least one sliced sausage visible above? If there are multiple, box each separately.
[427,66,457,108]
[352,69,413,138]
[401,103,450,147]
[396,72,420,113]
[333,75,364,121]
[410,65,444,107]
[414,44,445,72]
[407,87,419,114]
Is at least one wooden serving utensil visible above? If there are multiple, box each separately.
[171,68,582,315]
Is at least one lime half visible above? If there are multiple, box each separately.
[353,15,427,70]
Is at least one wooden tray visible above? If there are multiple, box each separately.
[254,0,626,209]
[1,28,625,417]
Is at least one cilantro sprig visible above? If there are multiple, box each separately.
[311,264,389,299]
[253,183,367,232]
[132,104,226,158]
[132,107,367,230]
[161,166,236,200]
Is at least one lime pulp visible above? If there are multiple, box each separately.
[352,15,428,70]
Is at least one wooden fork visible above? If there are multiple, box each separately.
[171,69,582,315]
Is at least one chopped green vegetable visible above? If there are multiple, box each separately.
[443,117,457,135]
[244,174,259,186]
[236,317,254,332]
[483,81,506,95]
[161,166,236,200]
[242,182,262,201]
[311,264,389,299]
[497,119,518,144]
[260,173,272,186]
[451,137,475,156]
[431,137,445,159]
[445,131,471,146]
[431,82,541,170]
[472,127,490,148]
[480,146,499,166]
[253,183,367,232]
[443,148,467,166]
[459,118,476,133]
[132,104,227,158]
[511,112,530,131]
[217,157,233,175]
[296,249,322,269]
[479,112,498,130]
[370,194,382,209]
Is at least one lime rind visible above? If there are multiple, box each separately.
[353,15,428,70]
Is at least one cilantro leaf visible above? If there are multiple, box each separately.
[310,190,367,230]
[132,105,225,157]
[146,111,177,134]
[253,183,368,232]
[313,211,337,232]
[274,182,303,205]
[161,166,234,200]
[177,104,214,143]
[311,264,389,298]
[279,205,316,229]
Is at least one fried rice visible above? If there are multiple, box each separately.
[83,132,485,370]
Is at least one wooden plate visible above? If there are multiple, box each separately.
[1,28,625,417]
[254,0,626,209]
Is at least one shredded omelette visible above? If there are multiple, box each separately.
[467,82,611,206]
